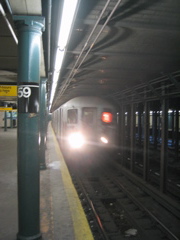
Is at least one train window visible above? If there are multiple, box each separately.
[82,108,96,125]
[101,112,113,123]
[67,109,78,123]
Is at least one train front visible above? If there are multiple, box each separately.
[66,107,117,158]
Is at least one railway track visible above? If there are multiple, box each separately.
[67,158,180,240]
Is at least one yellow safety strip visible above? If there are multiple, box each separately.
[51,124,94,240]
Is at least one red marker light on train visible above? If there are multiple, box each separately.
[101,112,113,123]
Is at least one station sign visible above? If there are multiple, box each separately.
[0,85,17,97]
[0,107,13,111]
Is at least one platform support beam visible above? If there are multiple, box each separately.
[4,110,7,131]
[39,77,47,170]
[175,109,179,161]
[160,98,168,193]
[10,111,13,128]
[130,103,136,172]
[14,16,45,240]
[121,105,125,166]
[152,110,158,149]
[138,104,143,146]
[143,101,150,182]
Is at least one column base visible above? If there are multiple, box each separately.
[17,233,42,240]
[40,162,47,170]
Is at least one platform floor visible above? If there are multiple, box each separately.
[0,124,94,240]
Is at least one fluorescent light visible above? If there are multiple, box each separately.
[54,49,65,72]
[49,75,58,105]
[58,0,78,48]
[50,0,79,108]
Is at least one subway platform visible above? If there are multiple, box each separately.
[0,123,94,240]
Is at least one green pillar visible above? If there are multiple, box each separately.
[4,110,7,131]
[10,111,13,128]
[39,77,47,170]
[13,16,45,240]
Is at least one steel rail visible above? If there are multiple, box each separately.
[109,172,180,240]
[74,175,110,240]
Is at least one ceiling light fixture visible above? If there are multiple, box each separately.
[49,0,79,110]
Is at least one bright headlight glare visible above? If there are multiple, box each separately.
[100,136,108,144]
[68,132,85,148]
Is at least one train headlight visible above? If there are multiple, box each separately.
[68,132,85,148]
[100,136,108,144]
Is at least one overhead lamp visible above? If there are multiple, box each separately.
[49,0,79,109]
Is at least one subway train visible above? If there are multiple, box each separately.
[52,96,118,159]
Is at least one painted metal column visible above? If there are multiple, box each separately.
[121,105,125,166]
[138,105,142,146]
[157,112,161,144]
[152,110,158,149]
[175,109,179,161]
[4,110,7,131]
[143,101,150,182]
[39,77,47,170]
[171,110,175,146]
[160,98,168,193]
[126,106,131,148]
[10,111,13,128]
[13,16,45,240]
[130,103,136,172]
[4,103,8,131]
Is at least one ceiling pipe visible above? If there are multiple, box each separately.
[52,0,112,107]
[0,2,18,44]
[4,0,12,14]
[57,0,122,102]
[49,0,81,110]
[47,0,52,73]
[57,0,112,98]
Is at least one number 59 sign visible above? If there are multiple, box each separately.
[18,86,31,98]
[18,83,39,113]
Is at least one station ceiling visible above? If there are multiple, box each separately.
[0,0,180,110]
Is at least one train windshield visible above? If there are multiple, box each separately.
[67,109,78,123]
[82,108,96,125]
